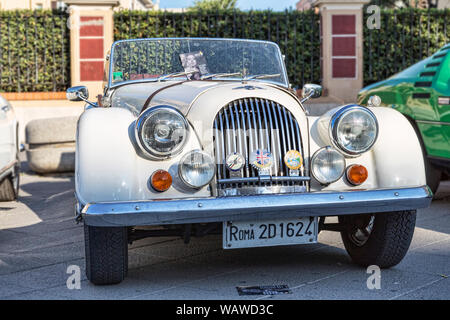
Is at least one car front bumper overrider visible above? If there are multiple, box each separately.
[78,186,432,227]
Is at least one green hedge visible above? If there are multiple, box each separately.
[364,8,449,85]
[1,8,447,92]
[114,10,321,88]
[0,10,70,92]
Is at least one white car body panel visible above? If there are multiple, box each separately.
[76,80,426,204]
[310,106,426,191]
[76,107,210,205]
[0,95,18,182]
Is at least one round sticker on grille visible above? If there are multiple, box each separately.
[250,149,273,170]
[284,150,303,170]
[226,153,245,172]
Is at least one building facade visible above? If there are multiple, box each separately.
[296,0,315,11]
[0,0,157,10]
[0,0,62,9]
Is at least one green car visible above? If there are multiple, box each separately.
[358,44,450,194]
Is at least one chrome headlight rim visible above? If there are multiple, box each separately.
[329,104,379,156]
[135,105,189,160]
[311,146,346,185]
[178,150,216,189]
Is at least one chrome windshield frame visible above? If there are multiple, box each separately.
[107,37,289,90]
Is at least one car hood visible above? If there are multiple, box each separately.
[111,81,229,116]
[110,80,301,117]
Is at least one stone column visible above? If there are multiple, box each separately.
[314,0,369,103]
[66,0,118,98]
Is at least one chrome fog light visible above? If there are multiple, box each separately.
[179,150,215,189]
[311,146,346,185]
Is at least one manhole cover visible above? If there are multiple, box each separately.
[236,285,292,296]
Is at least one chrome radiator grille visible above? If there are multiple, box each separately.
[213,97,308,194]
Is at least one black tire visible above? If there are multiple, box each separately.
[340,211,416,268]
[424,157,441,195]
[84,224,128,285]
[0,176,17,201]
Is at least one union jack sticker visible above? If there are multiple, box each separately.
[249,149,273,170]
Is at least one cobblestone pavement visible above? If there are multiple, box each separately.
[0,163,449,299]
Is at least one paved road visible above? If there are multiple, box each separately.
[0,162,449,300]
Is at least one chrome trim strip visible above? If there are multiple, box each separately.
[218,110,226,178]
[223,106,233,153]
[244,99,254,161]
[255,98,265,150]
[219,176,310,184]
[276,102,288,174]
[232,101,242,155]
[81,186,432,227]
[294,115,305,177]
[249,98,259,151]
[213,118,222,173]
[270,100,283,176]
[288,111,297,151]
[238,99,250,177]
[416,120,450,126]
[264,99,278,174]
[282,106,292,151]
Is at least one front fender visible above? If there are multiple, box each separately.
[308,107,426,190]
[370,107,426,188]
[76,108,210,205]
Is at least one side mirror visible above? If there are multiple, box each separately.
[66,86,89,102]
[301,84,322,103]
[367,95,381,107]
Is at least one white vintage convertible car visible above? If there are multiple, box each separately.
[68,38,432,285]
[0,94,19,201]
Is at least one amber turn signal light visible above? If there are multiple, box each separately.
[346,164,368,186]
[151,170,172,192]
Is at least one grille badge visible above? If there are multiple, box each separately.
[226,153,245,172]
[284,150,303,170]
[250,149,273,175]
[284,150,303,177]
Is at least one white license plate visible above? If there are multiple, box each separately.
[223,217,318,249]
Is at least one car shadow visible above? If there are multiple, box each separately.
[415,180,450,235]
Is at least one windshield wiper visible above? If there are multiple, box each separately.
[243,73,281,81]
[200,72,242,80]
[157,70,197,82]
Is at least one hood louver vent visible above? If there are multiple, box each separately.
[426,62,440,68]
[414,81,432,88]
[419,71,436,77]
[412,93,431,99]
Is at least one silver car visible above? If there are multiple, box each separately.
[0,94,19,201]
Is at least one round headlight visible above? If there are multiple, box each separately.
[136,106,189,159]
[330,105,378,155]
[179,150,215,189]
[311,146,346,185]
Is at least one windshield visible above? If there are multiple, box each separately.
[109,38,288,87]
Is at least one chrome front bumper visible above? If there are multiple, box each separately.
[78,186,432,227]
